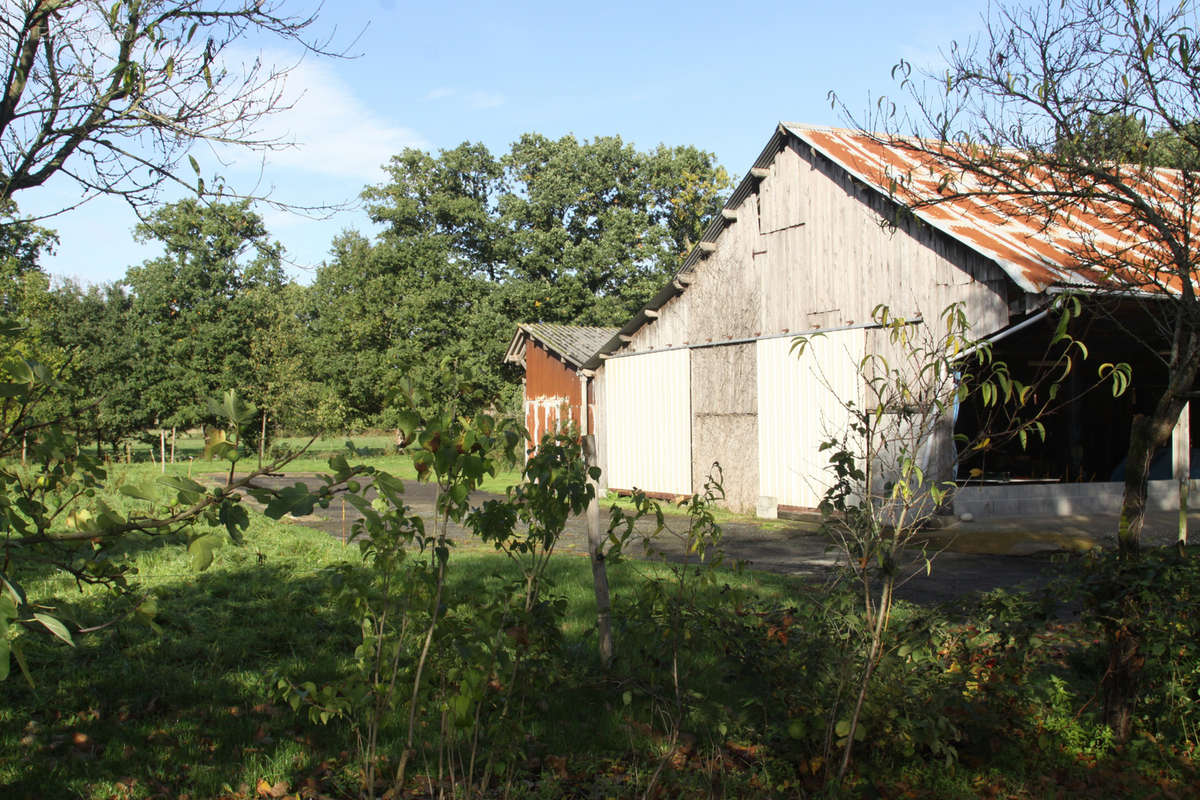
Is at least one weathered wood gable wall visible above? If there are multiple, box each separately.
[607,134,1024,511]
[626,138,1016,353]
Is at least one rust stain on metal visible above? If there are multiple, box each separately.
[789,124,1199,296]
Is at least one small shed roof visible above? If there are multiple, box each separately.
[505,323,619,370]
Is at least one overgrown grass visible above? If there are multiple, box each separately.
[3,467,1199,798]
[0,503,796,798]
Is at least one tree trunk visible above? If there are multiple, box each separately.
[170,426,176,463]
[1118,415,1156,556]
[1119,397,1191,556]
[1103,610,1143,743]
[583,434,613,668]
[159,429,166,473]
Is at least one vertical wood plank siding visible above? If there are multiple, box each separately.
[599,131,1022,509]
[757,329,865,508]
[623,140,1011,356]
[603,349,692,494]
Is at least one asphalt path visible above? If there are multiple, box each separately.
[235,474,1074,607]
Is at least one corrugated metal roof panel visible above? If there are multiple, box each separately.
[585,121,1196,370]
[507,323,618,369]
[783,123,1193,294]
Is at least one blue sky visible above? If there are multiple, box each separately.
[24,0,993,287]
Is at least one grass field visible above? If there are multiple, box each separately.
[0,497,806,798]
[114,432,773,525]
[3,448,1199,798]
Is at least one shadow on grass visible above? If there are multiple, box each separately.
[3,529,1198,799]
[0,560,363,799]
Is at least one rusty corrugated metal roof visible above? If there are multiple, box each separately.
[783,123,1193,294]
[505,323,618,369]
[582,122,1196,370]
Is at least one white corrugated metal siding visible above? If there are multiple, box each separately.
[603,349,692,494]
[757,329,865,508]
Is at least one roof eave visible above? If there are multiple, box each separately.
[584,123,796,369]
[503,324,531,366]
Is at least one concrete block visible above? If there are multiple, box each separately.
[756,496,779,519]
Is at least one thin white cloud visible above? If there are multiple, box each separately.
[425,87,456,100]
[223,50,427,181]
[467,91,505,109]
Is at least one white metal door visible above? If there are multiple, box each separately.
[757,330,864,508]
[603,349,692,495]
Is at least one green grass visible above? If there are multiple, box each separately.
[109,431,792,524]
[0,499,799,798]
[3,460,1199,798]
[102,432,525,495]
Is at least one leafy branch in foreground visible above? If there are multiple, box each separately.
[797,301,1129,784]
[0,324,351,682]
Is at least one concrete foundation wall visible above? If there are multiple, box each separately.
[954,479,1200,517]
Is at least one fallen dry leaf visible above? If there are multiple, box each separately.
[255,778,290,798]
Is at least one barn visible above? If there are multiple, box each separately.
[581,123,1196,518]
[504,323,616,454]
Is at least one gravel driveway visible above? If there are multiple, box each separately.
[233,474,1195,607]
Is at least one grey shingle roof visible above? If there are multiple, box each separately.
[506,323,619,368]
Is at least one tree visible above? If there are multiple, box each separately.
[835,0,1200,745]
[245,280,341,455]
[305,229,502,426]
[845,0,1200,558]
[312,134,731,423]
[125,199,285,433]
[0,0,333,219]
[43,279,142,454]
[795,301,1109,781]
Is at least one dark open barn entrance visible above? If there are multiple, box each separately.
[955,301,1196,486]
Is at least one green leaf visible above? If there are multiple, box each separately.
[219,502,249,544]
[835,719,851,738]
[188,534,220,571]
[32,613,74,647]
[204,428,238,461]
[158,475,205,494]
[10,643,33,688]
[395,410,420,440]
[134,597,161,634]
[787,719,806,739]
[118,482,160,502]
